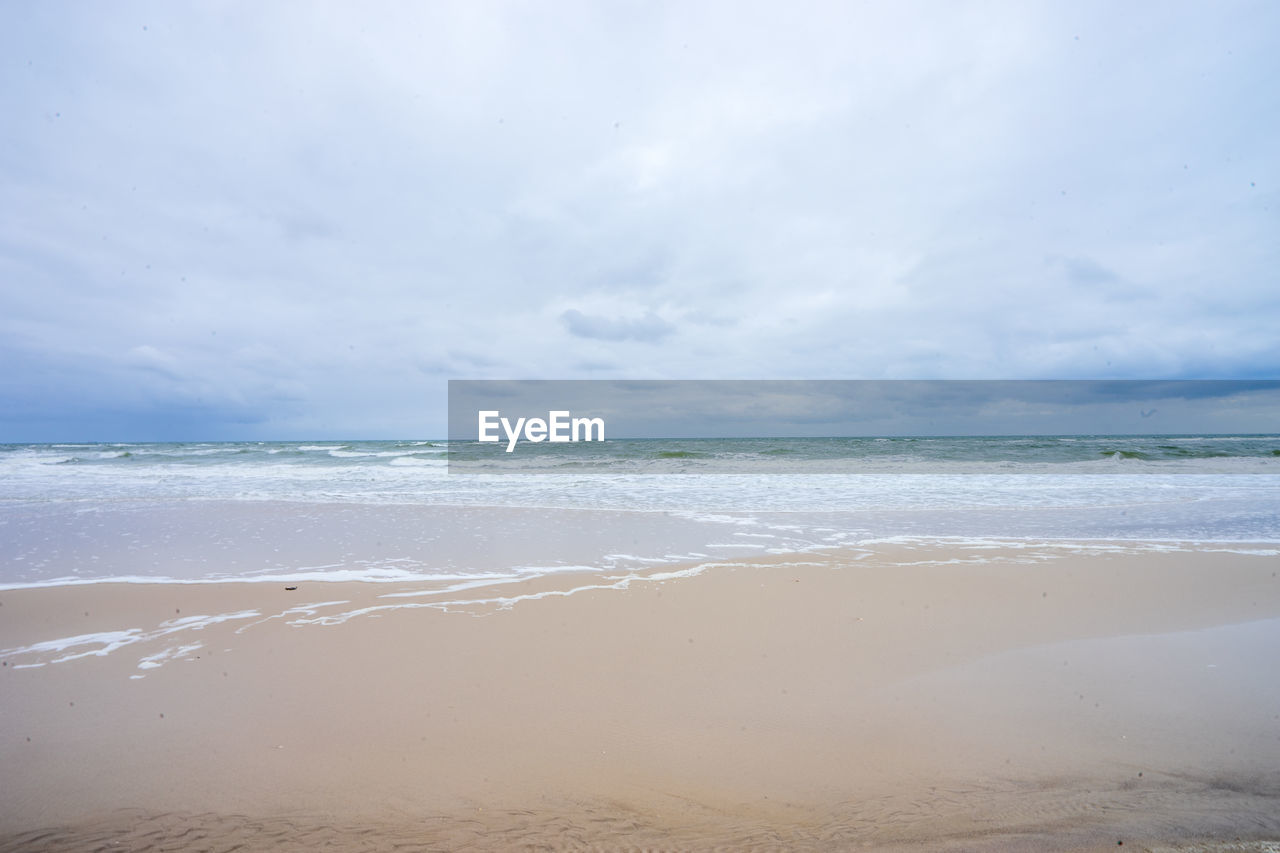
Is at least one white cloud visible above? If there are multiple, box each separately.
[0,0,1276,438]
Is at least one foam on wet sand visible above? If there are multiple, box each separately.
[2,543,1279,851]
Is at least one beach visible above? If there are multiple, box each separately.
[4,538,1279,851]
[5,0,1277,840]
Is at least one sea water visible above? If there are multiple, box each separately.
[1,436,1278,589]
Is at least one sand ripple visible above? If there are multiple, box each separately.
[3,783,1279,853]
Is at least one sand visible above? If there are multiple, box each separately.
[2,542,1279,851]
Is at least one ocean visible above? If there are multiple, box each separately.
[2,436,1278,591]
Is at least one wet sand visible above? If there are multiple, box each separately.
[2,543,1279,850]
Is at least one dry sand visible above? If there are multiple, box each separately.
[2,543,1279,851]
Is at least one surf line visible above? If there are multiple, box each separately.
[477,411,605,452]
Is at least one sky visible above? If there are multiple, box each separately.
[1,1,1277,440]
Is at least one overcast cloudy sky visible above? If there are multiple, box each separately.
[1,1,1276,440]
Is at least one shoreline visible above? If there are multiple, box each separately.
[5,492,1278,591]
[3,544,1279,850]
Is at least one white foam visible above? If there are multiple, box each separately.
[289,560,755,623]
[234,601,351,633]
[376,577,520,599]
[0,567,523,591]
[2,629,142,661]
[137,642,203,670]
[0,610,259,670]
